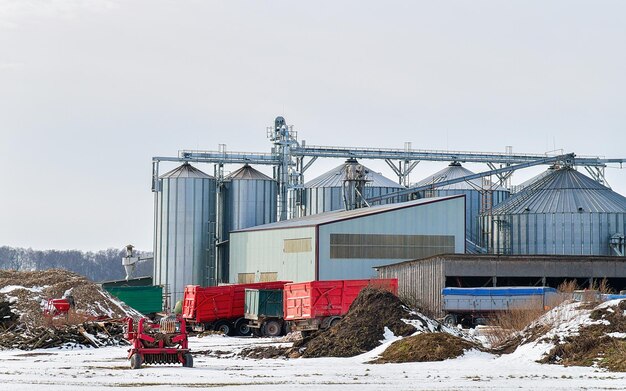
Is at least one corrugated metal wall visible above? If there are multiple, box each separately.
[153,164,216,305]
[318,197,466,281]
[376,258,446,317]
[483,212,626,255]
[229,226,317,283]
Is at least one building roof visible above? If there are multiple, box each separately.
[514,166,556,192]
[374,253,626,269]
[490,167,626,214]
[304,161,403,189]
[233,194,464,232]
[413,162,507,192]
[160,163,214,179]
[226,164,273,181]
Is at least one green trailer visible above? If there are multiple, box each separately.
[244,289,285,337]
[104,285,163,315]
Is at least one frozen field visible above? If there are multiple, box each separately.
[0,334,624,391]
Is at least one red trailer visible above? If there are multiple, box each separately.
[283,278,398,332]
[182,281,291,335]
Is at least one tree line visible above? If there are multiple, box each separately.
[0,246,153,282]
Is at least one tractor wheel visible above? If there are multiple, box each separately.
[329,317,341,328]
[214,321,233,336]
[234,318,252,336]
[262,320,282,337]
[130,353,142,369]
[183,353,193,368]
[443,314,458,327]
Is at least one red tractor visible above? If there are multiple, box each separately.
[124,315,193,369]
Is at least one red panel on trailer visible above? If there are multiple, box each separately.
[183,281,291,324]
[283,279,398,321]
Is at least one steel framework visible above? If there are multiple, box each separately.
[152,116,625,221]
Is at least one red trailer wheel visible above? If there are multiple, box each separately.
[214,321,233,336]
[262,320,282,337]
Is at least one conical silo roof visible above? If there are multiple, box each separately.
[160,162,213,179]
[413,162,507,191]
[304,160,403,188]
[226,164,273,181]
[513,166,557,192]
[491,167,626,214]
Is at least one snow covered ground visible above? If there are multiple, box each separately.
[0,334,624,390]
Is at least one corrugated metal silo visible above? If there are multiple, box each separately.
[219,165,277,282]
[413,162,509,249]
[303,159,406,215]
[483,167,626,256]
[153,163,216,306]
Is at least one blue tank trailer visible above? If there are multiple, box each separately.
[441,287,559,328]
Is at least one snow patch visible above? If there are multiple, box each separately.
[0,285,44,294]
[382,326,395,342]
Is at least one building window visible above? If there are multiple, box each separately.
[259,272,278,282]
[284,238,312,253]
[238,273,255,284]
[330,233,455,259]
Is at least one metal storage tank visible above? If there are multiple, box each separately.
[483,167,626,256]
[153,163,216,307]
[218,165,277,282]
[303,159,406,215]
[413,162,509,249]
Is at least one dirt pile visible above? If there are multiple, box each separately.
[0,321,129,350]
[0,269,141,327]
[539,299,626,371]
[297,288,422,358]
[0,269,142,350]
[372,333,478,363]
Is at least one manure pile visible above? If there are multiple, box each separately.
[500,298,626,372]
[0,269,141,350]
[297,287,424,358]
[538,299,626,371]
[240,287,476,361]
[372,332,478,363]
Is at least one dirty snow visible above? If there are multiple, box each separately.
[0,334,624,390]
[0,285,44,294]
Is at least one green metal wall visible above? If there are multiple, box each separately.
[104,285,163,315]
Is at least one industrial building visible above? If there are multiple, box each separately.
[218,165,277,283]
[153,163,216,305]
[375,253,626,317]
[150,116,625,303]
[229,195,466,284]
[482,167,626,256]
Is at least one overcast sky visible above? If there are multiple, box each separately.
[1,0,625,252]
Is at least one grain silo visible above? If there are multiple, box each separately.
[413,162,509,250]
[483,167,626,256]
[153,163,216,306]
[217,165,277,282]
[303,159,406,215]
